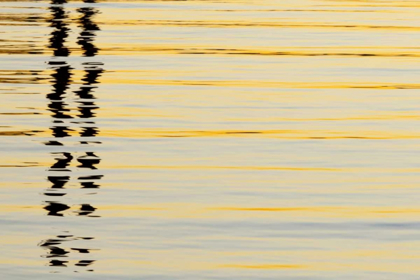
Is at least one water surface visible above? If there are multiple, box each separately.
[1,0,420,279]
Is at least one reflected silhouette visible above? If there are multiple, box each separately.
[77,152,101,169]
[49,152,73,171]
[44,201,70,217]
[47,175,70,189]
[40,0,104,271]
[76,204,99,217]
[75,64,103,121]
[79,175,103,189]
[46,3,73,140]
[48,0,70,57]
[39,234,97,269]
[77,4,100,57]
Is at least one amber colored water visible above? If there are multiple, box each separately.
[1,0,420,279]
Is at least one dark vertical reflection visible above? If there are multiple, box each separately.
[74,0,104,219]
[40,0,103,272]
[76,3,100,57]
[45,0,72,146]
[38,234,96,268]
[48,0,70,57]
[44,0,73,208]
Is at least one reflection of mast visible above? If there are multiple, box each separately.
[44,0,72,206]
[39,0,103,271]
[41,1,78,266]
[39,234,96,268]
[45,0,73,144]
[74,0,104,219]
[77,1,100,57]
[48,0,70,57]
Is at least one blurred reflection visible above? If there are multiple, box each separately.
[39,234,96,269]
[43,0,72,214]
[49,152,73,171]
[48,0,70,57]
[40,0,103,271]
[77,3,100,57]
[74,0,104,219]
[44,202,70,217]
[45,0,72,143]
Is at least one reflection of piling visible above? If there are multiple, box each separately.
[46,1,73,142]
[44,0,73,209]
[39,235,96,268]
[48,0,70,57]
[77,2,100,57]
[74,0,104,218]
[39,0,104,271]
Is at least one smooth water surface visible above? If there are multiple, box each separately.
[1,0,420,279]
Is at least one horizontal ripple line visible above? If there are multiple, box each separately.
[100,20,420,31]
[8,128,420,140]
[220,264,307,270]
[99,79,420,90]
[72,45,420,58]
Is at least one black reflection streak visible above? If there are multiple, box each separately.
[77,4,100,57]
[40,0,103,272]
[39,235,96,269]
[48,0,70,57]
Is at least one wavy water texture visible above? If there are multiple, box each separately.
[1,0,420,279]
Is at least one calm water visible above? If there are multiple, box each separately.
[1,0,420,279]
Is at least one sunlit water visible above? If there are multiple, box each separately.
[1,0,420,279]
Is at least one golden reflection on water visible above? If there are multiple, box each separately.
[1,0,420,279]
